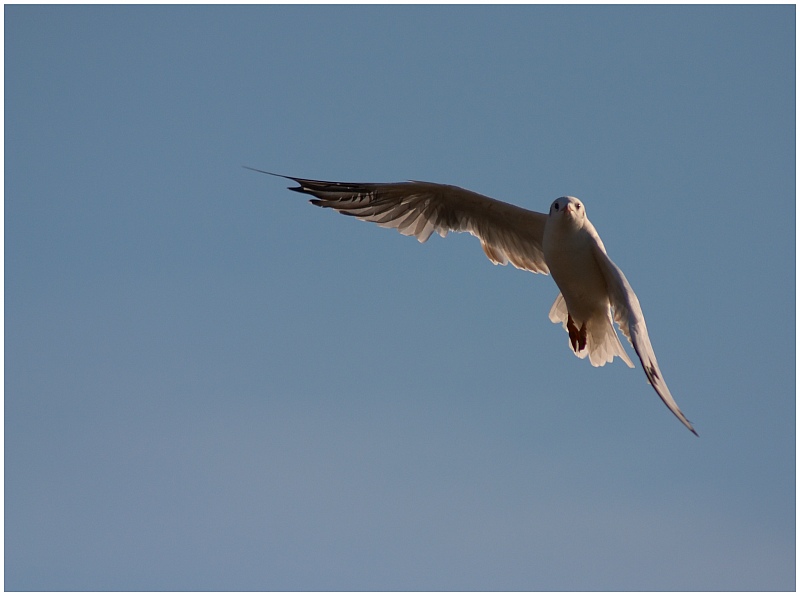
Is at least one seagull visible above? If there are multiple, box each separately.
[247,167,697,435]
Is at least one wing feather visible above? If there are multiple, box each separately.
[274,173,549,275]
[592,244,698,435]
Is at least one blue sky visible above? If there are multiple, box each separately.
[5,5,795,591]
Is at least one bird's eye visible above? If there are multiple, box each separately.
[554,203,559,211]
[576,203,581,210]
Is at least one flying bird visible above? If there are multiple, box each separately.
[247,167,697,435]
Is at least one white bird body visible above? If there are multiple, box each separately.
[543,199,610,323]
[543,196,634,369]
[250,168,697,435]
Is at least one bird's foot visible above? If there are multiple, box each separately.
[567,314,587,353]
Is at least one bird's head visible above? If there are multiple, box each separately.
[549,196,585,227]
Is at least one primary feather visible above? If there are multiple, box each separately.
[280,174,549,274]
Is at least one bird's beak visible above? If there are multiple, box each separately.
[563,204,573,214]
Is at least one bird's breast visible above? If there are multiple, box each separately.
[543,226,609,322]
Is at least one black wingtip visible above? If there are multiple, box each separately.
[242,166,291,179]
[243,167,309,194]
[681,415,699,437]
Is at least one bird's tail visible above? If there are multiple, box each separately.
[548,294,634,368]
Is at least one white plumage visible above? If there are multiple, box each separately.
[249,168,697,435]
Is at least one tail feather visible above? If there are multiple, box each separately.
[549,294,634,368]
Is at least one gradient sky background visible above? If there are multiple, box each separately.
[5,5,795,591]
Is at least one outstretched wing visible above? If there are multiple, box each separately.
[257,169,549,274]
[592,244,698,436]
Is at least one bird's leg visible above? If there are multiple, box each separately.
[567,314,588,353]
